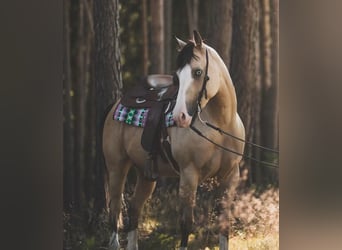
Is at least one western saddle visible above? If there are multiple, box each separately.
[121,74,179,181]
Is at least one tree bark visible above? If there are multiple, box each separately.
[271,0,279,148]
[164,0,172,73]
[83,0,95,208]
[142,0,149,75]
[208,0,233,68]
[94,0,122,212]
[186,0,199,37]
[63,0,74,212]
[73,0,86,213]
[230,0,261,184]
[260,0,279,184]
[150,0,164,74]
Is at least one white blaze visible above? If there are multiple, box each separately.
[173,65,193,127]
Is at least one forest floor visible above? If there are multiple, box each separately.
[64,183,279,250]
[136,185,279,250]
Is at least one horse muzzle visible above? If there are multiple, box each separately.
[173,110,192,128]
[172,92,196,128]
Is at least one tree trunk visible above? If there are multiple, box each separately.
[73,0,86,213]
[230,0,261,184]
[164,0,172,73]
[186,0,199,37]
[83,0,95,209]
[142,0,149,75]
[172,0,189,41]
[260,0,279,184]
[207,0,233,68]
[63,0,74,212]
[94,0,122,212]
[150,0,164,74]
[271,0,279,148]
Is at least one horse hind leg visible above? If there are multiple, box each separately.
[126,171,156,250]
[106,160,131,250]
[216,165,240,250]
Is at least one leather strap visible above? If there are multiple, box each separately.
[160,124,180,174]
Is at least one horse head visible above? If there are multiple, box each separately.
[173,30,223,128]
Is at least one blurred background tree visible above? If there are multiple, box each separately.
[63,0,278,249]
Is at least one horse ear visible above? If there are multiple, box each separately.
[175,36,186,51]
[193,30,203,48]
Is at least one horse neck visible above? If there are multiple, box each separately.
[205,54,237,128]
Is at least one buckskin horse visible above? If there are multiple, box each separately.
[103,31,245,250]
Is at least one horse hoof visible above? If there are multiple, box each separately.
[108,242,120,250]
[109,232,120,250]
[127,229,139,250]
[108,240,120,250]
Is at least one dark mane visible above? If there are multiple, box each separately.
[176,42,198,69]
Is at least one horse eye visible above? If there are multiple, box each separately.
[193,69,202,78]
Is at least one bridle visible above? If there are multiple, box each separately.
[192,49,210,121]
[183,49,279,169]
[184,48,211,127]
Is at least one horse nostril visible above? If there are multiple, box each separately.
[180,112,186,121]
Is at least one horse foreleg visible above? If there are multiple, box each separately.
[107,162,130,250]
[216,165,240,250]
[179,202,193,250]
[179,167,199,250]
[126,172,156,250]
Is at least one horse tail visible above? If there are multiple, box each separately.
[100,101,117,211]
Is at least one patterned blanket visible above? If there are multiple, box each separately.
[113,103,175,128]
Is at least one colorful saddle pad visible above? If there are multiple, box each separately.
[113,103,175,128]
